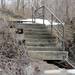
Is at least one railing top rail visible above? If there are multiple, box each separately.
[33,0,64,24]
[32,1,65,50]
[35,6,44,12]
[45,6,64,26]
[34,5,64,26]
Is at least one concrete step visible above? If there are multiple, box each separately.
[26,46,60,51]
[16,23,45,27]
[23,28,48,32]
[26,41,56,44]
[26,44,55,47]
[24,34,52,37]
[16,24,46,29]
[25,38,56,42]
[13,23,67,60]
[18,25,46,29]
[24,35,56,39]
[26,41,56,46]
[28,51,68,60]
[24,31,50,35]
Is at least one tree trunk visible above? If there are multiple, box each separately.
[65,0,70,23]
[1,0,5,8]
[16,0,20,11]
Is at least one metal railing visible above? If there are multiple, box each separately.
[32,4,65,50]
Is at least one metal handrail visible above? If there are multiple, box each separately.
[34,0,64,25]
[32,2,65,50]
[45,13,63,38]
[45,6,64,25]
[44,6,65,50]
[35,6,44,12]
[33,5,64,25]
[34,6,64,35]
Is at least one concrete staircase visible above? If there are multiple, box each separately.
[15,23,68,60]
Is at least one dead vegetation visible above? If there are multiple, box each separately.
[0,20,31,75]
[0,20,59,75]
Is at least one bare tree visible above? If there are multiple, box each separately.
[21,0,25,14]
[16,0,20,12]
[65,0,70,23]
[1,0,5,8]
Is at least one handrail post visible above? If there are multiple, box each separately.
[51,14,53,34]
[43,6,45,25]
[32,6,34,23]
[62,25,65,50]
[32,0,35,23]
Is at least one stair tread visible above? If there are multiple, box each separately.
[16,23,45,26]
[26,48,60,51]
[26,46,59,50]
[24,36,56,39]
[26,41,56,43]
[28,51,68,60]
[26,44,56,46]
[16,24,46,29]
[25,38,56,42]
[26,41,56,46]
[23,29,48,32]
[24,31,50,35]
[24,34,55,37]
